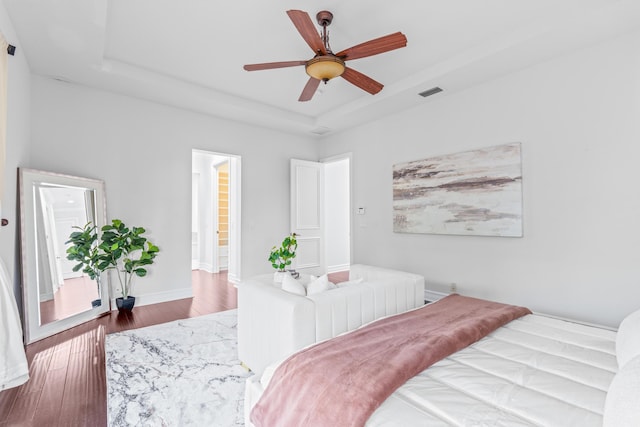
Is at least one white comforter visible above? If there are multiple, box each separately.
[366,314,617,426]
[248,313,617,426]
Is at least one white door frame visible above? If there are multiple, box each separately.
[191,173,200,270]
[227,156,241,283]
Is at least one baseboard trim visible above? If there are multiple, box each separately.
[39,292,54,302]
[110,287,194,310]
[198,262,215,273]
[227,273,240,285]
[424,289,449,303]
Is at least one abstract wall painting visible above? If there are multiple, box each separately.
[393,143,523,237]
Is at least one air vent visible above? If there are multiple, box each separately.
[418,87,443,98]
[310,126,332,136]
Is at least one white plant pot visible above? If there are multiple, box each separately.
[273,271,286,283]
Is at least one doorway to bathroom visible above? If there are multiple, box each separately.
[191,150,241,285]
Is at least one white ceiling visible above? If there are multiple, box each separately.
[5,0,640,136]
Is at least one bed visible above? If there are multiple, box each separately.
[244,294,640,426]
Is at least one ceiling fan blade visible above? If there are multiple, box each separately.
[244,61,307,71]
[299,77,321,102]
[341,67,384,95]
[287,10,327,55]
[335,32,407,61]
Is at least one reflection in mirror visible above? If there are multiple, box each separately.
[36,185,99,325]
[19,169,110,344]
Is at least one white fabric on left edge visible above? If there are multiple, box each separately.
[0,256,29,390]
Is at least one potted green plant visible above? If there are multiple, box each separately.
[65,222,104,308]
[98,219,159,311]
[268,233,298,282]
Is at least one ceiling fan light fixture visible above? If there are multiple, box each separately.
[305,55,345,82]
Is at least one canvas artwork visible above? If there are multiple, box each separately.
[393,143,523,237]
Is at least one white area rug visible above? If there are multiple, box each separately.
[106,309,251,426]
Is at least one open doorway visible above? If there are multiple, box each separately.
[191,150,242,287]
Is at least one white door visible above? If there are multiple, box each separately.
[290,159,325,275]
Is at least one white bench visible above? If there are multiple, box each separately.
[237,264,425,375]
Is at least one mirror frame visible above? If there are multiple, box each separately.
[19,168,110,344]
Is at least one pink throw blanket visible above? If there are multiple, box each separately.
[250,294,531,427]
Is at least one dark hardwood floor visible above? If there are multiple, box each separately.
[0,270,349,426]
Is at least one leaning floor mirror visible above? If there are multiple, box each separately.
[19,168,110,344]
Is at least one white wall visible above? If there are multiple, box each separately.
[9,8,639,326]
[0,3,31,306]
[29,76,318,305]
[319,30,640,328]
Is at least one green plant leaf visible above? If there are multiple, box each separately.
[268,233,298,271]
[134,268,147,277]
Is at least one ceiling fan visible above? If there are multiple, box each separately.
[243,10,407,102]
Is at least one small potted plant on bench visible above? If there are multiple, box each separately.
[268,233,298,282]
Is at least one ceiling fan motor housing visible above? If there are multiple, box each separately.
[316,11,334,27]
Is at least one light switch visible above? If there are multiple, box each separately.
[357,207,365,215]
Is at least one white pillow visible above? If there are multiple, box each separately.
[306,274,335,295]
[281,273,306,296]
[603,354,640,426]
[616,308,640,368]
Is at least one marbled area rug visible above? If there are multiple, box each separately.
[106,309,251,426]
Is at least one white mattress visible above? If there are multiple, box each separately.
[249,313,617,427]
